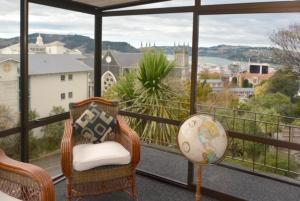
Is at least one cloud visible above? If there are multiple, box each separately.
[0,0,300,48]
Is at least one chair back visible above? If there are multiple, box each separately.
[69,97,119,144]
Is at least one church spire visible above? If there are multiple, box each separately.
[36,33,44,46]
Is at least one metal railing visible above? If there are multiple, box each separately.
[119,99,300,182]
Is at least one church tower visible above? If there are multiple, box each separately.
[174,42,189,68]
[36,33,44,46]
[140,42,155,53]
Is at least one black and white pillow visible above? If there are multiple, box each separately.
[74,102,117,143]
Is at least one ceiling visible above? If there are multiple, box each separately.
[72,0,170,9]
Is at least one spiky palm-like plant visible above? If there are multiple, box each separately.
[104,70,137,102]
[128,51,179,146]
[105,51,180,146]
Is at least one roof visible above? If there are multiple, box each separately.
[212,87,254,93]
[230,88,255,92]
[238,72,274,80]
[72,0,169,9]
[110,51,142,67]
[83,50,143,68]
[0,54,92,75]
[199,79,223,83]
[46,41,65,46]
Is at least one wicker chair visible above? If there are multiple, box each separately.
[0,149,55,201]
[61,97,140,201]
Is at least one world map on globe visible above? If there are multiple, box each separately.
[178,115,228,164]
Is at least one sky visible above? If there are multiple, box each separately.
[0,0,300,48]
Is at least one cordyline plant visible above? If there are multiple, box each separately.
[106,51,179,146]
[131,51,178,146]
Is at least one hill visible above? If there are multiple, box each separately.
[155,44,277,64]
[0,33,139,54]
[0,34,278,64]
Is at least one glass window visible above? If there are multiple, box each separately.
[196,13,300,183]
[28,4,94,120]
[68,92,73,98]
[61,74,65,81]
[61,93,65,100]
[0,0,20,132]
[29,121,65,177]
[0,133,20,160]
[103,13,192,183]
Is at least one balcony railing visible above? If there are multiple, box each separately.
[119,99,300,182]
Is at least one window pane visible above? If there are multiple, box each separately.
[104,13,192,182]
[28,3,94,119]
[29,121,64,177]
[0,133,20,160]
[0,0,20,131]
[196,13,300,187]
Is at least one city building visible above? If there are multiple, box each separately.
[237,63,274,86]
[0,54,92,119]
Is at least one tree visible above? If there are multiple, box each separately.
[265,68,298,99]
[0,105,15,131]
[29,109,39,121]
[43,106,65,147]
[29,107,65,159]
[199,69,221,79]
[197,81,212,103]
[205,89,239,108]
[270,24,300,72]
[242,79,252,88]
[252,92,293,117]
[254,81,269,97]
[0,105,19,159]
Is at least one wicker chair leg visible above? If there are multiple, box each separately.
[66,180,72,201]
[132,175,138,201]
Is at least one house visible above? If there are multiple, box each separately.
[237,63,274,86]
[0,54,92,119]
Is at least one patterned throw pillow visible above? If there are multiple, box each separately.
[74,102,117,143]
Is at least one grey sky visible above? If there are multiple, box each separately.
[0,0,300,48]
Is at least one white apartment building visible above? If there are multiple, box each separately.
[0,54,92,120]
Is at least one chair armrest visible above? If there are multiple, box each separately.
[61,119,74,178]
[117,115,141,169]
[0,149,55,201]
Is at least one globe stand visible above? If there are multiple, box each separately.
[177,115,228,201]
[195,164,202,201]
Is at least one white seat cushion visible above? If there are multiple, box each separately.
[0,191,21,201]
[73,141,131,171]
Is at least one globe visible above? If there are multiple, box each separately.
[178,115,228,165]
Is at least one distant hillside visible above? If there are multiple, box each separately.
[0,34,279,64]
[0,33,139,54]
[155,44,278,64]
